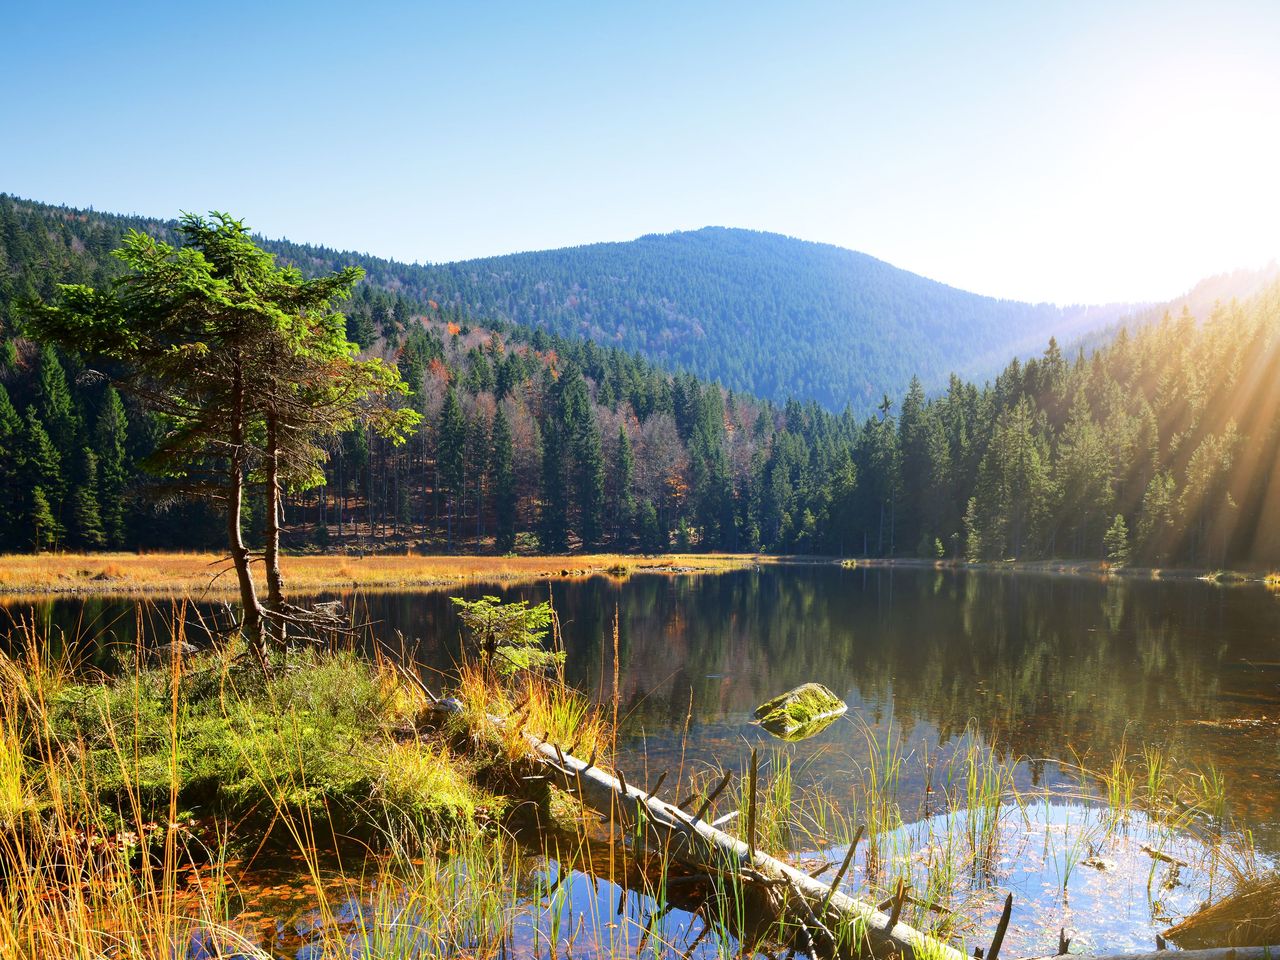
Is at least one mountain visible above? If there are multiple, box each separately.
[1067,262,1280,356]
[1,195,1270,412]
[384,227,1145,409]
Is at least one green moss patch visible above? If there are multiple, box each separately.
[35,650,495,841]
[754,682,847,740]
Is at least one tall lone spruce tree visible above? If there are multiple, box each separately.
[24,212,417,657]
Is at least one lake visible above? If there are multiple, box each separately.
[6,563,1279,956]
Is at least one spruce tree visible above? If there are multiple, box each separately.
[21,409,64,524]
[437,387,466,547]
[492,404,517,552]
[539,417,570,552]
[575,412,606,547]
[35,343,79,453]
[0,384,21,548]
[26,213,415,654]
[29,486,58,552]
[1104,513,1129,567]
[637,500,663,552]
[613,424,636,545]
[94,386,129,546]
[70,447,106,548]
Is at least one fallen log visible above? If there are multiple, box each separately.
[428,694,1280,960]
[431,695,965,960]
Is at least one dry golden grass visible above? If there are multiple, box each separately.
[1166,873,1280,947]
[0,551,760,600]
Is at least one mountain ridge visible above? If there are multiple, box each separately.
[393,224,1146,408]
[4,194,1273,411]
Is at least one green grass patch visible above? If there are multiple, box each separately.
[16,648,495,841]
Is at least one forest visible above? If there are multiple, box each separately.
[2,194,1278,569]
[0,196,1139,410]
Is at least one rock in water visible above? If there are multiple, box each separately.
[754,682,847,740]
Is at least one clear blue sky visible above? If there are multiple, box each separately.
[5,0,1279,304]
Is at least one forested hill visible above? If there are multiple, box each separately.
[357,227,1139,409]
[5,193,1280,570]
[0,195,1140,410]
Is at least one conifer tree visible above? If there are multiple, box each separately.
[29,486,58,552]
[21,409,63,524]
[69,447,106,548]
[575,412,606,547]
[25,213,415,655]
[35,344,79,453]
[0,384,21,547]
[613,424,636,544]
[1052,393,1113,555]
[1104,513,1129,567]
[94,386,128,546]
[438,387,466,548]
[492,404,516,552]
[539,416,570,552]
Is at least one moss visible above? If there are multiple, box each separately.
[754,682,847,740]
[36,650,491,841]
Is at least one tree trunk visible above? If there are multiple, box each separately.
[264,411,286,647]
[228,363,265,658]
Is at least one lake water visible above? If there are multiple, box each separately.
[6,564,1279,956]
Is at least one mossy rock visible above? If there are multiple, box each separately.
[754,683,847,741]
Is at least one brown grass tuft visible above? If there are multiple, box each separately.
[1166,873,1280,947]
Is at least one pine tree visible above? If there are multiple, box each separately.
[1103,513,1129,567]
[575,412,606,547]
[0,384,21,548]
[29,486,58,552]
[438,387,466,548]
[94,386,128,546]
[613,424,636,545]
[35,344,79,453]
[492,404,517,552]
[70,447,106,548]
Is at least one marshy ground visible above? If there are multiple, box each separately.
[0,552,762,599]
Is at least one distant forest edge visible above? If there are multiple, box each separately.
[2,193,1280,568]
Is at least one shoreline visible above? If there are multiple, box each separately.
[0,551,766,600]
[1,550,1273,601]
[836,555,1276,585]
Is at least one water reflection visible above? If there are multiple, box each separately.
[6,565,1280,851]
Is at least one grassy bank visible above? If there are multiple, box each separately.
[0,551,761,598]
[0,608,622,958]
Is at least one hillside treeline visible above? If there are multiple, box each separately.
[0,195,1126,410]
[2,194,1278,567]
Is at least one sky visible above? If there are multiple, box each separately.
[4,0,1280,305]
